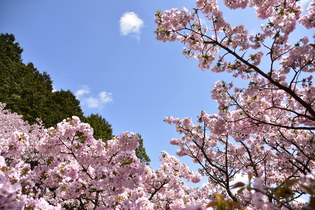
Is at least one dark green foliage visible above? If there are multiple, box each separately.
[44,90,84,127]
[136,134,151,165]
[83,114,113,141]
[0,33,23,63]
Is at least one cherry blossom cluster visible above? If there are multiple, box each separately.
[300,0,315,29]
[0,103,205,209]
[141,152,204,209]
[0,103,148,209]
[156,0,315,209]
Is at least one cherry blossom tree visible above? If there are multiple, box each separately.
[0,103,146,209]
[155,0,315,209]
[0,103,204,209]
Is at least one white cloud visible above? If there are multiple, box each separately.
[52,85,59,93]
[75,85,90,98]
[75,86,112,109]
[120,12,144,39]
[99,91,112,104]
[85,97,100,108]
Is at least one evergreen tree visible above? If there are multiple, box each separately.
[135,134,151,165]
[45,90,84,127]
[0,34,55,125]
[83,114,113,141]
[0,33,22,62]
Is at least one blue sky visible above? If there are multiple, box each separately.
[0,0,312,170]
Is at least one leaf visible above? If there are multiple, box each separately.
[1,166,8,172]
[248,172,253,181]
[206,201,218,208]
[232,182,245,189]
[226,200,242,209]
[89,188,97,192]
[309,197,315,208]
[301,184,314,194]
[237,188,245,194]
[285,179,298,186]
[120,158,133,167]
[214,193,224,201]
[47,156,54,165]
[274,185,294,199]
